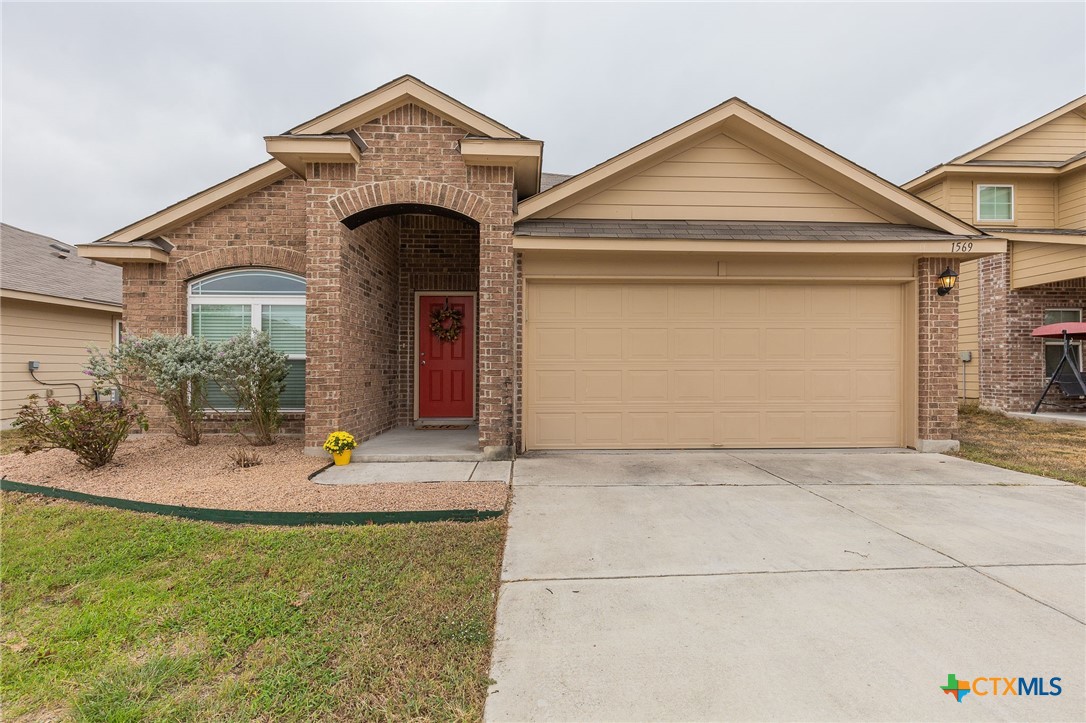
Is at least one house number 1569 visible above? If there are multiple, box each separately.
[951,241,973,253]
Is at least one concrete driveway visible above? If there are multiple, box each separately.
[485,451,1086,722]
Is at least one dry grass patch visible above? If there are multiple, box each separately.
[955,405,1086,486]
[0,429,25,456]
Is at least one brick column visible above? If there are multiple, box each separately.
[916,257,960,451]
[977,253,1011,410]
[476,167,516,459]
[303,178,348,452]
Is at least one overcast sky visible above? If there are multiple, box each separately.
[2,2,1084,244]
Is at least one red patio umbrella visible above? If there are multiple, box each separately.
[1029,322,1086,413]
[1030,321,1086,340]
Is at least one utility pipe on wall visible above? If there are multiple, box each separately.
[27,360,83,401]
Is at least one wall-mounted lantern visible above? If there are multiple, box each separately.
[936,267,959,296]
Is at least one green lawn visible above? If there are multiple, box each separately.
[1,494,506,721]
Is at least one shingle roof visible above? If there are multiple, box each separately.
[513,219,988,241]
[964,151,1086,168]
[985,227,1086,236]
[539,173,573,192]
[0,223,122,306]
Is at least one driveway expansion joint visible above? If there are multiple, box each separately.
[502,563,970,585]
[728,454,1086,624]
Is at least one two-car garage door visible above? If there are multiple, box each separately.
[524,282,905,450]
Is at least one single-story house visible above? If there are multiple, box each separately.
[904,96,1086,411]
[79,76,1006,457]
[1,223,122,427]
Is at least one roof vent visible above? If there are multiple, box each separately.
[49,242,73,259]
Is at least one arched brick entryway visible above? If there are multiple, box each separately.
[330,181,492,227]
[304,170,515,458]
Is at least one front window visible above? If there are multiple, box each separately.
[977,184,1014,223]
[188,269,306,411]
[1043,309,1083,379]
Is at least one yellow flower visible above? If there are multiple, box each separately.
[323,430,357,454]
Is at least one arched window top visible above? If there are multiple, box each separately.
[189,269,305,297]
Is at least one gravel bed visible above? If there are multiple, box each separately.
[0,435,507,513]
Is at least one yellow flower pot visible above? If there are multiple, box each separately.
[332,450,352,466]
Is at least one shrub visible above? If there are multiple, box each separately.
[87,334,219,446]
[13,396,146,469]
[228,447,262,469]
[214,332,289,447]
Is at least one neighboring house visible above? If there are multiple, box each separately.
[904,97,1086,411]
[0,223,122,427]
[79,76,1004,456]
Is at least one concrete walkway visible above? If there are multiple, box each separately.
[486,451,1086,721]
[315,460,511,484]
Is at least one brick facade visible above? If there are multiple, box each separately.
[120,178,309,434]
[917,257,960,447]
[120,103,515,454]
[977,252,1086,411]
[301,104,515,454]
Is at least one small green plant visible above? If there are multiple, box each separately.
[13,395,146,469]
[323,431,357,455]
[87,333,219,446]
[228,447,262,469]
[215,332,289,447]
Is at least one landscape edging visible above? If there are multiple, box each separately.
[0,478,503,526]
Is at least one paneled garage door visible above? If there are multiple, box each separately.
[524,282,904,449]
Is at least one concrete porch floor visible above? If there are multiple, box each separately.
[352,424,483,462]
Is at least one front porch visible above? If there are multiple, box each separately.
[351,425,484,462]
[302,205,515,457]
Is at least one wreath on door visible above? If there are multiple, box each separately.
[429,302,464,343]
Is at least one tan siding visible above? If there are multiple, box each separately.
[945,176,975,223]
[1010,241,1086,288]
[948,175,1057,228]
[1057,167,1086,229]
[976,113,1086,163]
[957,259,979,400]
[552,132,887,223]
[1014,177,1057,227]
[914,181,946,211]
[522,252,914,279]
[0,299,119,425]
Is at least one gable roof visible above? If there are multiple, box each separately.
[946,95,1086,166]
[904,95,1086,190]
[94,76,525,245]
[1,223,121,307]
[287,75,524,139]
[515,98,980,236]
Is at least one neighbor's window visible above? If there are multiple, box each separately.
[1042,309,1083,378]
[188,269,306,410]
[977,185,1014,222]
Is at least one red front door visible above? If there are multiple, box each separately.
[418,295,474,419]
